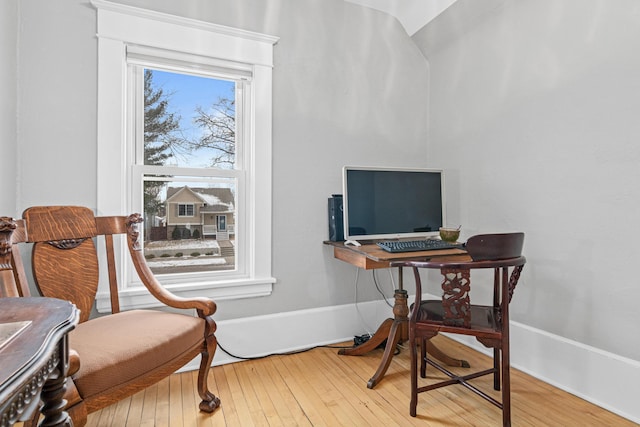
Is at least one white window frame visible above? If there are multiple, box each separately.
[92,0,278,311]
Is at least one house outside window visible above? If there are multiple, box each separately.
[93,0,278,311]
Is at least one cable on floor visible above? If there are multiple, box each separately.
[216,341,355,361]
[217,267,403,361]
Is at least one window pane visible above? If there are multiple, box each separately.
[142,179,237,275]
[144,69,236,169]
[178,204,194,217]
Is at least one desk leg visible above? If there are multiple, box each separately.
[366,290,407,388]
[427,341,471,369]
[338,286,409,358]
[338,317,393,356]
[339,268,470,389]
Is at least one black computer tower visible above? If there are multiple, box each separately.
[328,194,344,241]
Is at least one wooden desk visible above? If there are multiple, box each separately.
[0,297,79,427]
[325,241,471,388]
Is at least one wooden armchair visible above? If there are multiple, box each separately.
[392,233,525,426]
[0,206,221,426]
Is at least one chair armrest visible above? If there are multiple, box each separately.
[126,214,217,316]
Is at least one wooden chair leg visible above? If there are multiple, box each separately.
[410,336,418,417]
[420,338,427,378]
[197,326,221,412]
[494,347,501,391]
[502,343,511,426]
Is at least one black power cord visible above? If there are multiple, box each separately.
[217,270,401,361]
[217,333,400,361]
[372,270,394,308]
[216,341,355,361]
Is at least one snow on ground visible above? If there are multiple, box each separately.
[147,257,227,267]
[144,239,229,268]
[145,239,220,250]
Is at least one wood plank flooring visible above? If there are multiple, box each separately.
[80,335,634,426]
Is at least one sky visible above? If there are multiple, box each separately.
[149,68,235,168]
[151,69,234,118]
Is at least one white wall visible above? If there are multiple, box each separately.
[0,0,18,216]
[14,0,429,319]
[413,0,640,421]
[17,0,98,210]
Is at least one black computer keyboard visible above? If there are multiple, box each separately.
[376,239,463,253]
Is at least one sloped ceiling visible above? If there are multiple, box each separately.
[345,0,458,35]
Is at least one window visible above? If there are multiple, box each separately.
[93,0,278,311]
[128,60,244,276]
[178,204,195,217]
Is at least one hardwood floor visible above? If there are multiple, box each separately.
[82,335,633,426]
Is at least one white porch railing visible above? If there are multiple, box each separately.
[202,225,235,237]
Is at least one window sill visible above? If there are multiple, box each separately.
[95,277,275,313]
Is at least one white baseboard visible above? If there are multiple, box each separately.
[449,321,640,425]
[179,298,391,369]
[180,299,640,424]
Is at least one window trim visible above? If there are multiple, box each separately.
[92,0,278,311]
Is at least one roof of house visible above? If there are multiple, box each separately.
[166,186,235,212]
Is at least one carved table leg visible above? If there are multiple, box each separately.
[366,290,406,389]
[40,339,73,427]
[426,340,470,368]
[338,318,393,356]
[340,268,469,388]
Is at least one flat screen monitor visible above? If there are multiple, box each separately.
[342,166,446,241]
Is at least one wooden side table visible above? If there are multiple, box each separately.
[0,297,79,427]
